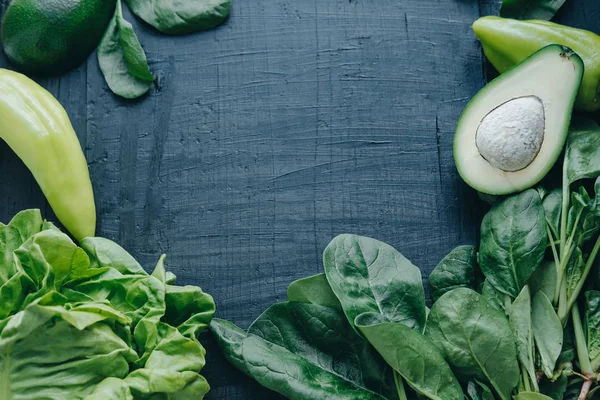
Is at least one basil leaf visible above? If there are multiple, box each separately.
[479,189,547,298]
[98,0,153,99]
[429,245,480,302]
[323,234,426,334]
[425,288,519,400]
[210,302,397,400]
[500,0,566,21]
[532,291,563,377]
[356,318,463,400]
[125,0,231,35]
[286,273,341,310]
[585,291,600,370]
[508,286,537,388]
[566,118,600,186]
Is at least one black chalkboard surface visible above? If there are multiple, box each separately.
[1,0,598,398]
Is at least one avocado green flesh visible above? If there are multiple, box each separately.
[1,0,116,75]
[454,45,583,195]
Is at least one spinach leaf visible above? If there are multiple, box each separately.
[479,189,547,298]
[125,0,231,35]
[566,247,584,298]
[323,234,426,333]
[542,188,562,239]
[500,0,566,20]
[528,261,557,300]
[515,393,555,400]
[532,292,563,377]
[566,118,600,186]
[482,279,507,312]
[539,374,568,400]
[286,273,341,310]
[356,317,463,400]
[585,291,600,370]
[210,302,398,400]
[424,288,519,400]
[508,286,537,388]
[467,379,495,400]
[429,245,480,302]
[98,0,153,99]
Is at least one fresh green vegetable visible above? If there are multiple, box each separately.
[425,288,520,400]
[500,0,566,21]
[286,273,341,310]
[428,245,480,301]
[0,69,95,241]
[479,189,547,297]
[508,286,538,392]
[0,209,215,399]
[531,292,563,378]
[98,0,153,99]
[453,45,583,195]
[323,234,426,333]
[357,318,463,400]
[473,16,600,112]
[124,0,231,35]
[1,0,116,75]
[211,302,398,400]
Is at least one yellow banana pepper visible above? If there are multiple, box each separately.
[473,16,600,112]
[0,69,95,240]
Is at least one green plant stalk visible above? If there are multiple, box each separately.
[572,303,593,376]
[555,164,571,305]
[394,372,408,400]
[562,235,600,322]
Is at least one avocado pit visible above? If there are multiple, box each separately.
[475,96,545,172]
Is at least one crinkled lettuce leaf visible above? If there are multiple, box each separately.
[0,209,215,400]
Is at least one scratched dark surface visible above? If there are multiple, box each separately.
[0,0,598,398]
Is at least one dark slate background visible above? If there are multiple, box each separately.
[1,0,598,398]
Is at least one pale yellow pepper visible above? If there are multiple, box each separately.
[0,69,95,240]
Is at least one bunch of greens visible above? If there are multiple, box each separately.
[211,118,600,400]
[0,209,215,399]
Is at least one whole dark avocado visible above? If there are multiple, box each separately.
[1,0,116,75]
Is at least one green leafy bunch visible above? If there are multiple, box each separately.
[0,209,215,399]
[210,118,600,400]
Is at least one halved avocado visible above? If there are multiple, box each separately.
[454,44,583,195]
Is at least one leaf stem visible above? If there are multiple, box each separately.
[572,302,593,376]
[579,379,593,400]
[563,235,600,321]
[394,371,408,400]
[561,161,570,257]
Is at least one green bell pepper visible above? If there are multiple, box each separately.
[473,16,600,112]
[0,69,96,240]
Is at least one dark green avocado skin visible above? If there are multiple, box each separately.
[1,0,116,75]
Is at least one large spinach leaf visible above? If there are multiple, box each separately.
[323,234,426,333]
[425,288,519,400]
[532,292,563,377]
[125,0,231,35]
[565,118,600,186]
[210,302,397,400]
[287,273,341,310]
[508,286,537,389]
[429,245,480,302]
[98,0,154,99]
[481,279,507,312]
[528,261,557,300]
[479,189,547,298]
[500,0,566,20]
[356,317,463,400]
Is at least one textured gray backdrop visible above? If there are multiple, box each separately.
[0,0,598,398]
